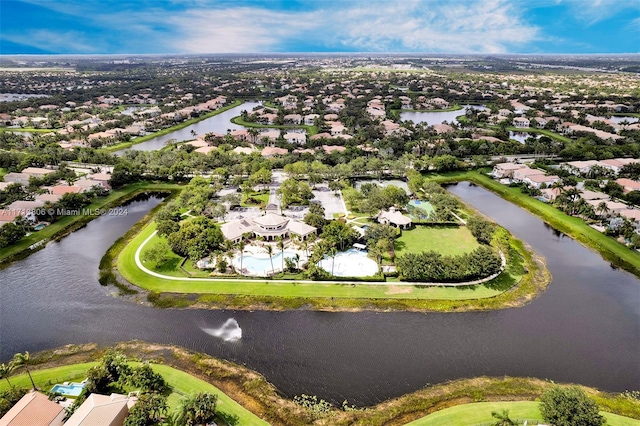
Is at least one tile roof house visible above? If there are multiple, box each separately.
[491,163,527,179]
[3,173,31,186]
[376,208,412,229]
[64,393,137,426]
[512,167,546,183]
[49,185,84,195]
[221,213,316,243]
[261,147,288,158]
[21,167,56,177]
[513,117,530,128]
[0,390,65,426]
[563,160,600,175]
[616,178,640,194]
[524,174,560,189]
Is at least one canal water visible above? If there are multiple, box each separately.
[0,185,638,406]
[399,105,488,125]
[116,101,261,154]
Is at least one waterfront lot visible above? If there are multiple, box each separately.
[394,225,481,257]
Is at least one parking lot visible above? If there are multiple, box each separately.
[312,184,347,219]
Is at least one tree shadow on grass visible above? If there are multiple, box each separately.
[154,257,182,274]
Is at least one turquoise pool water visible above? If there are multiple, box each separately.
[237,251,298,275]
[50,382,86,397]
[33,223,47,231]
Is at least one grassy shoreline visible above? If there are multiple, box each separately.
[0,181,184,267]
[110,207,549,311]
[436,170,640,277]
[229,115,319,136]
[407,401,639,426]
[102,100,242,152]
[5,342,639,426]
[393,104,464,114]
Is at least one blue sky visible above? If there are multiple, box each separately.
[1,0,639,55]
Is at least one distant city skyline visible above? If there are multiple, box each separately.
[1,0,639,55]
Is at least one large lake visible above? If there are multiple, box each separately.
[116,101,261,154]
[0,185,638,406]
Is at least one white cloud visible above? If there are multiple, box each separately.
[168,0,540,53]
[3,30,99,53]
[324,0,539,53]
[165,7,318,53]
[8,0,542,54]
[559,0,640,26]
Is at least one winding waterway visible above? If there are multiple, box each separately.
[116,101,261,154]
[1,185,638,407]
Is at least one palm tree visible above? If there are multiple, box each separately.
[12,352,36,390]
[329,246,338,276]
[294,253,301,271]
[596,201,610,218]
[265,244,274,276]
[0,362,16,387]
[277,237,285,273]
[238,240,246,275]
[368,245,384,274]
[223,239,235,266]
[491,409,517,426]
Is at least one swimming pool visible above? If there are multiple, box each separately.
[317,248,378,277]
[33,223,48,231]
[50,381,86,397]
[235,250,299,276]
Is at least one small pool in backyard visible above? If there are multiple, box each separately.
[317,248,378,277]
[235,251,299,276]
[50,381,86,397]
[407,199,435,219]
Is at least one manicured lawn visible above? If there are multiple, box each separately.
[1,362,267,425]
[504,126,572,143]
[118,222,504,300]
[0,362,97,392]
[394,226,480,257]
[0,182,183,264]
[143,363,268,425]
[241,191,269,207]
[407,401,640,426]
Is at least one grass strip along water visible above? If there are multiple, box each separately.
[5,343,639,426]
[230,115,319,136]
[103,100,242,152]
[406,401,640,426]
[0,181,184,267]
[435,170,640,277]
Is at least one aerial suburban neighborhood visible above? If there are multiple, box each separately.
[1,0,639,425]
